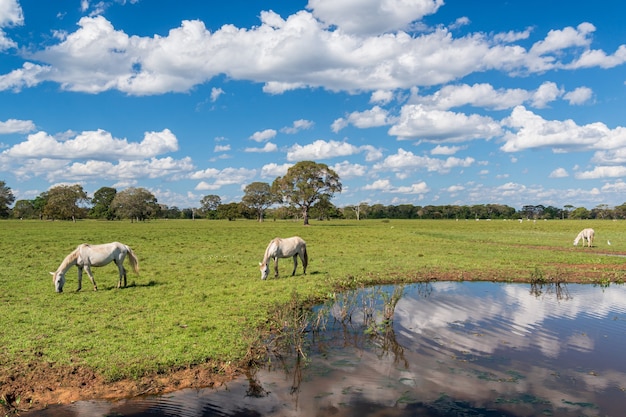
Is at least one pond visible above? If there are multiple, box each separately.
[29,282,626,416]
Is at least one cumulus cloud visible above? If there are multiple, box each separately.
[0,118,35,134]
[575,166,626,179]
[307,0,443,36]
[363,178,429,194]
[245,142,278,153]
[193,167,256,190]
[250,129,277,142]
[210,87,224,102]
[286,139,360,161]
[4,128,178,160]
[500,106,626,153]
[1,8,622,96]
[261,162,292,178]
[389,104,502,142]
[332,106,392,133]
[280,119,314,134]
[0,0,22,51]
[563,87,593,105]
[331,160,367,178]
[431,145,464,155]
[374,148,474,174]
[549,167,569,178]
[12,156,194,183]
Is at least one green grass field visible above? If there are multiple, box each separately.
[1,218,625,387]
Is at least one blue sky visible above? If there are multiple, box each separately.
[1,0,625,210]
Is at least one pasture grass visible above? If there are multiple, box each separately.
[1,218,625,384]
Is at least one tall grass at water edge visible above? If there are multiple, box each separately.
[1,218,624,381]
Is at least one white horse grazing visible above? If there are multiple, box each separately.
[50,242,139,292]
[573,228,595,247]
[259,236,308,280]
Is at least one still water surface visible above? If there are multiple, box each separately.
[31,282,626,416]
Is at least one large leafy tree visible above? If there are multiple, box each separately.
[12,200,35,219]
[111,187,158,221]
[0,180,15,218]
[90,186,117,220]
[200,194,221,219]
[272,161,342,225]
[43,184,89,221]
[242,182,274,222]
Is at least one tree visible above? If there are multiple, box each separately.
[90,187,117,220]
[272,161,342,225]
[0,180,15,218]
[12,200,35,219]
[200,194,221,219]
[242,182,274,222]
[43,184,89,221]
[111,187,158,221]
[216,202,242,221]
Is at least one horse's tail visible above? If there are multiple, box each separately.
[126,246,140,274]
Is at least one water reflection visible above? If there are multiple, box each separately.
[29,282,626,417]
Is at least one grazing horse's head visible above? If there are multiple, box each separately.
[259,262,269,280]
[50,271,65,293]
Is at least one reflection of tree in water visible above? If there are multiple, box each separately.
[251,283,433,407]
[529,281,571,301]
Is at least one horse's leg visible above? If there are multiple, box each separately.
[291,254,298,276]
[117,263,127,288]
[84,265,98,291]
[299,252,307,275]
[273,257,279,277]
[77,267,83,292]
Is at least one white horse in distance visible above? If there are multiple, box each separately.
[259,236,308,280]
[51,242,139,292]
[573,228,595,247]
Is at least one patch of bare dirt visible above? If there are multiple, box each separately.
[1,360,241,414]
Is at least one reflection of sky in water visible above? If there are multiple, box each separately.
[32,283,626,417]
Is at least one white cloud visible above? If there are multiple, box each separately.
[563,87,593,105]
[307,0,443,36]
[210,87,224,102]
[530,23,595,56]
[331,160,367,178]
[245,142,278,153]
[370,90,394,104]
[4,128,178,160]
[2,9,621,96]
[333,106,392,133]
[531,81,562,108]
[374,148,474,174]
[0,118,35,134]
[214,144,230,152]
[501,106,626,153]
[0,0,22,51]
[280,119,314,134]
[193,167,256,190]
[575,166,626,179]
[286,139,359,161]
[389,104,502,142]
[250,129,277,142]
[431,145,464,155]
[261,162,292,178]
[363,178,429,194]
[549,167,569,178]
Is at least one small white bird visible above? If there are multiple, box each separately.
[607,240,611,245]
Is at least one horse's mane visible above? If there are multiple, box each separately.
[58,247,80,271]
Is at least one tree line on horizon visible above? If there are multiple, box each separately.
[1,161,625,222]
